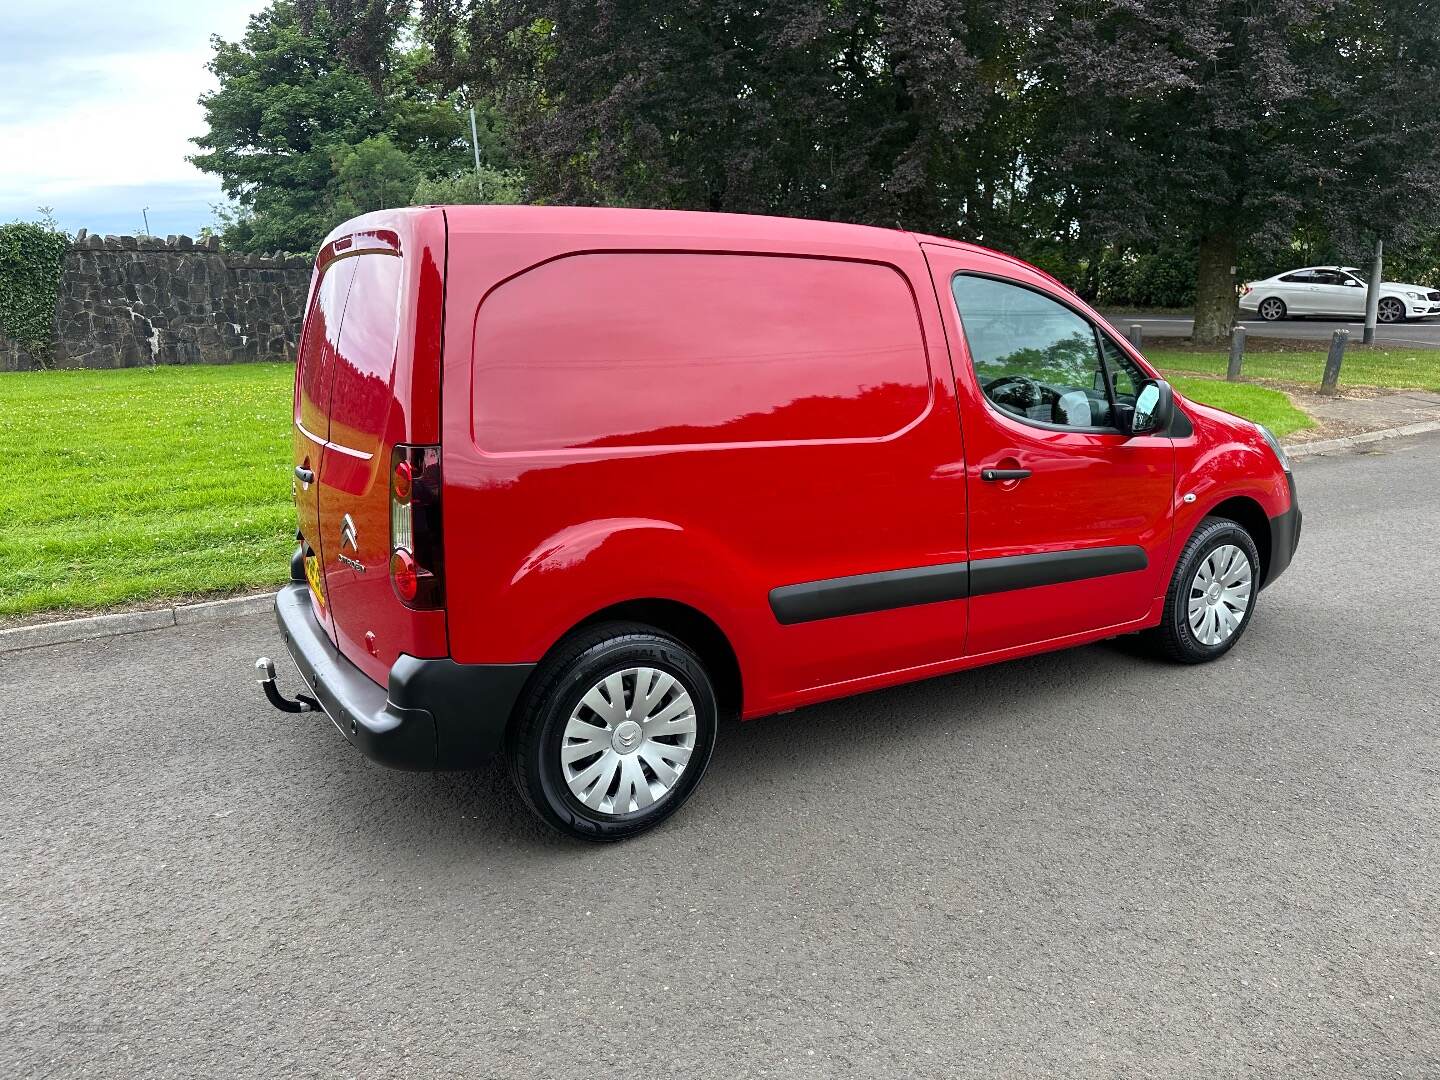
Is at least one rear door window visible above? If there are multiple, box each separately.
[295,259,359,441]
[328,253,403,457]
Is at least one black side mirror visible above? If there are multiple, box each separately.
[1127,379,1174,436]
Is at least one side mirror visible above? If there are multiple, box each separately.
[1128,379,1174,436]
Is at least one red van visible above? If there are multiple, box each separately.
[259,206,1300,840]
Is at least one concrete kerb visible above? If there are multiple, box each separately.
[1285,419,1440,459]
[0,592,277,653]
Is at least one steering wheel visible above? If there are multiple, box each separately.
[984,374,1044,410]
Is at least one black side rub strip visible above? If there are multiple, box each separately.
[968,545,1146,597]
[769,562,970,625]
[769,545,1148,625]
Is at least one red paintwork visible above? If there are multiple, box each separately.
[293,206,1293,717]
[298,212,448,683]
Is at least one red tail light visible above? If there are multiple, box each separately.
[389,444,443,609]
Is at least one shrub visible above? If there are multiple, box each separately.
[413,167,525,206]
[0,219,68,366]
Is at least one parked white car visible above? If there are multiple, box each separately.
[1239,266,1440,323]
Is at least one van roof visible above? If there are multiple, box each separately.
[327,204,1068,294]
[435,204,1011,263]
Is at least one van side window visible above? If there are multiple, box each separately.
[472,253,931,453]
[951,274,1116,430]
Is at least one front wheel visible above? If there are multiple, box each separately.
[1377,297,1406,324]
[1149,517,1261,664]
[507,622,718,841]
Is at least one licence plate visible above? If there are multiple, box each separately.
[304,552,326,610]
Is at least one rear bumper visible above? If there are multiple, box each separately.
[1264,474,1302,588]
[272,582,535,770]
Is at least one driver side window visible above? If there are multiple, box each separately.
[951,274,1114,430]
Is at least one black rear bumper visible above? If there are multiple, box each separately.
[272,582,535,770]
[1264,473,1302,588]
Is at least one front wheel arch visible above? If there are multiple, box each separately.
[1204,496,1272,585]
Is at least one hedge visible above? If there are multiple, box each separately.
[0,221,69,364]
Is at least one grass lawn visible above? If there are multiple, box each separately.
[1165,376,1314,439]
[1150,346,1440,393]
[0,356,1333,620]
[0,364,294,619]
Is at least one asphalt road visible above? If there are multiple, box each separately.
[1103,312,1440,348]
[5,434,1439,1079]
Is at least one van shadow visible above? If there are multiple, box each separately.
[322,637,1164,857]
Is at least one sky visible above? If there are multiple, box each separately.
[0,1,270,238]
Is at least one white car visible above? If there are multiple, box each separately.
[1239,266,1440,323]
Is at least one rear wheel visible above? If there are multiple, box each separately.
[507,622,717,841]
[1257,297,1287,321]
[1377,296,1406,324]
[1149,517,1260,664]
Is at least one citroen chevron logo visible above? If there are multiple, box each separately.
[337,514,365,572]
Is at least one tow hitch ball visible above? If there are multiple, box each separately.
[256,657,319,713]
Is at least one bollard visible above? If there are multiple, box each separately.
[1321,329,1348,394]
[1127,324,1143,351]
[1227,325,1246,381]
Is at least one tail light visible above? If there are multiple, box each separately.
[389,444,443,609]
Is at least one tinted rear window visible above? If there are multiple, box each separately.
[328,253,403,455]
[471,252,930,453]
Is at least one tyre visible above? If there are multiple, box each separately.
[1149,517,1261,664]
[507,621,718,841]
[1377,296,1406,324]
[1257,297,1287,321]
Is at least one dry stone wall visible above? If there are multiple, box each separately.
[1,231,312,371]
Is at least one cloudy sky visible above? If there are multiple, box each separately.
[0,1,270,238]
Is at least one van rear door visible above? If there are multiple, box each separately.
[313,226,447,684]
[292,258,359,637]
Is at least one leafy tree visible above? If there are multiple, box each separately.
[193,0,514,251]
[192,2,388,250]
[1031,0,1440,341]
[413,166,525,204]
[418,1,1033,240]
[330,134,420,219]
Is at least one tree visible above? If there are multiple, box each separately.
[330,135,419,219]
[413,166,526,204]
[418,1,1033,241]
[1031,0,1440,342]
[193,0,514,251]
[191,2,390,251]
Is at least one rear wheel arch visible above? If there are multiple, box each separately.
[539,598,743,723]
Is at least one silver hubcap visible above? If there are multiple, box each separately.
[561,667,697,816]
[1188,544,1252,646]
[1260,299,1283,320]
[1378,299,1402,323]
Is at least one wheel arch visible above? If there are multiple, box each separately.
[1203,495,1272,584]
[559,598,744,722]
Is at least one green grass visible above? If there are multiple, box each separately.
[1166,376,1314,438]
[1150,346,1440,392]
[0,364,294,618]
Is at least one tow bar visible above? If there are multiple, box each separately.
[256,656,320,713]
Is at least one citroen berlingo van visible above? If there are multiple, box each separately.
[259,205,1300,841]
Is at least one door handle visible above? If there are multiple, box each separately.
[294,465,315,484]
[981,468,1032,482]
